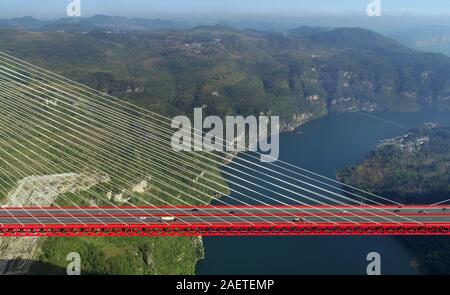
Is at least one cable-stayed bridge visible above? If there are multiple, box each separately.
[0,51,449,237]
[1,206,450,236]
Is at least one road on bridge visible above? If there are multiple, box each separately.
[0,205,449,225]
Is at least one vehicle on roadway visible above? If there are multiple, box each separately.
[293,217,304,222]
[139,216,147,220]
[160,216,177,222]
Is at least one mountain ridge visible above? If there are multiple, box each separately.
[1,24,450,131]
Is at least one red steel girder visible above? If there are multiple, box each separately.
[0,223,450,237]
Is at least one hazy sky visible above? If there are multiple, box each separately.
[2,0,450,19]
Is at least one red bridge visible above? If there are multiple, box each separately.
[1,205,450,237]
[0,53,447,238]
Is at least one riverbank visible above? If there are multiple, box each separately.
[337,124,450,274]
[197,111,450,275]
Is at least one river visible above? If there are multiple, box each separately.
[196,111,450,275]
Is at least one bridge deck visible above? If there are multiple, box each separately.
[0,206,449,236]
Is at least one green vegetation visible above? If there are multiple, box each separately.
[338,124,450,203]
[2,26,450,131]
[29,236,204,275]
[338,124,450,274]
[2,24,450,274]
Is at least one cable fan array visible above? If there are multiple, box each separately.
[0,51,426,235]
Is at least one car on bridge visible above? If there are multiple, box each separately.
[160,216,178,222]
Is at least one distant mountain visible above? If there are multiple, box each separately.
[390,26,450,57]
[312,27,408,53]
[42,15,178,32]
[286,26,328,37]
[0,16,49,30]
[0,15,180,32]
[1,25,450,130]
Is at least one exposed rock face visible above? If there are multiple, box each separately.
[281,113,316,132]
[7,173,110,207]
[0,173,109,275]
[132,180,148,194]
[113,190,131,203]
